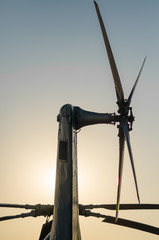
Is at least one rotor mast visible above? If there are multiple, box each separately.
[50,104,121,240]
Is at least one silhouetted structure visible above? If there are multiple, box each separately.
[0,2,158,239]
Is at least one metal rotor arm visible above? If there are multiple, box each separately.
[79,205,159,235]
[0,203,53,222]
[58,106,118,130]
[1,202,159,235]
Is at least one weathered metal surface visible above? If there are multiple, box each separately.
[50,104,81,240]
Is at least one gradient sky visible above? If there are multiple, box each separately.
[0,0,159,239]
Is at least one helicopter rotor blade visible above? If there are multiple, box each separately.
[0,203,38,210]
[116,128,125,221]
[102,215,159,235]
[0,203,53,212]
[121,122,140,203]
[80,209,159,235]
[0,204,53,222]
[0,211,34,222]
[94,1,124,103]
[81,203,159,211]
[127,57,146,107]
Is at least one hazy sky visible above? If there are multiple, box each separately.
[0,0,159,239]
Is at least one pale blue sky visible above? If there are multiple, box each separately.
[0,1,159,239]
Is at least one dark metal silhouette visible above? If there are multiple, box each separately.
[1,203,159,236]
[0,1,158,239]
[94,1,146,221]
